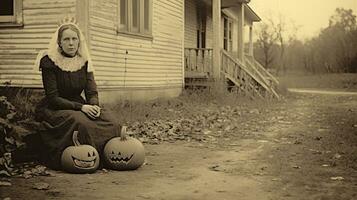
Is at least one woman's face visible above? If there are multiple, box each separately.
[60,28,79,57]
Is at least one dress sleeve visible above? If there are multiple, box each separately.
[40,56,83,110]
[85,71,99,106]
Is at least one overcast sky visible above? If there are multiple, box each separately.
[249,0,357,40]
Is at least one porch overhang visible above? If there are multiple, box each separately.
[222,0,250,8]
[244,4,261,22]
[200,0,250,8]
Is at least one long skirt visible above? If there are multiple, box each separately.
[37,109,120,170]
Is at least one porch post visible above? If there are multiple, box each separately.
[249,25,253,56]
[212,0,221,80]
[237,3,244,62]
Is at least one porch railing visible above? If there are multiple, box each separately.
[244,54,279,86]
[184,48,213,76]
[221,50,279,99]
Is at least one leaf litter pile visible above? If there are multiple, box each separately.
[112,94,271,145]
[0,91,274,190]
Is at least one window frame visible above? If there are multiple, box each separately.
[118,0,153,39]
[223,15,233,52]
[0,0,23,27]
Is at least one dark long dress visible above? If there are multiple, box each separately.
[36,55,119,169]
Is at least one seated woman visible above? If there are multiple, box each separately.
[35,19,120,170]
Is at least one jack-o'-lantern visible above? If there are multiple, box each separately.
[61,131,100,173]
[103,126,145,170]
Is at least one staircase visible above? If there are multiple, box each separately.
[184,48,280,99]
[221,50,280,99]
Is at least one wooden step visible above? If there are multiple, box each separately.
[184,71,210,79]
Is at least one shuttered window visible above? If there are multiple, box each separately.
[118,0,152,37]
[0,0,23,26]
[223,16,233,52]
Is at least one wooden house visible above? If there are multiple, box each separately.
[0,0,279,104]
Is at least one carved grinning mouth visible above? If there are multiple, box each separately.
[71,156,96,169]
[109,152,134,164]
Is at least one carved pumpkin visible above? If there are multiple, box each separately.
[103,126,145,170]
[61,131,100,173]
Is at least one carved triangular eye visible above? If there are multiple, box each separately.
[92,151,95,156]
[88,152,91,157]
[112,151,115,154]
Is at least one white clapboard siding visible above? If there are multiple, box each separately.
[0,0,76,87]
[89,0,184,88]
[0,0,185,92]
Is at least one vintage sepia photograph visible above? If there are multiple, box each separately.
[0,0,356,199]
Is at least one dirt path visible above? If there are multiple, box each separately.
[1,93,356,200]
[288,88,357,95]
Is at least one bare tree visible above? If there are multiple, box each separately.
[255,20,279,70]
[255,15,300,75]
[274,15,286,75]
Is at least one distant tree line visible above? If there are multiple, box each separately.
[254,8,357,75]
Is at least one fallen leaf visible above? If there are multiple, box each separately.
[314,136,322,140]
[0,181,11,186]
[46,189,61,197]
[330,176,344,181]
[0,170,11,177]
[32,182,50,190]
[294,140,302,144]
[136,194,151,199]
[209,164,224,172]
[249,109,260,114]
[333,153,342,159]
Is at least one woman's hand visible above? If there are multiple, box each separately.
[81,105,101,119]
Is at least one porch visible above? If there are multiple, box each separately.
[183,0,280,99]
[184,48,279,99]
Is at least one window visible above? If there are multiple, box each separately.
[196,7,206,48]
[0,0,23,26]
[118,0,152,36]
[223,16,233,52]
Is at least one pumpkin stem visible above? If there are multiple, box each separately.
[72,131,81,146]
[120,126,127,141]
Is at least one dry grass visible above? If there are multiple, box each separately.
[107,85,275,126]
[278,73,357,91]
[1,83,278,126]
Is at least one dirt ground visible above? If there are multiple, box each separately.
[1,90,357,200]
